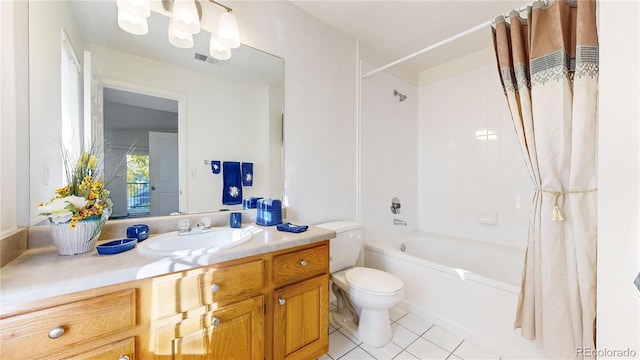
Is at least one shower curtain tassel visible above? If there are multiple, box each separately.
[551,192,566,222]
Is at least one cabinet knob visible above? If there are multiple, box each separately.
[119,356,130,360]
[278,298,286,305]
[299,260,308,267]
[48,326,65,339]
[211,283,220,293]
[212,317,221,326]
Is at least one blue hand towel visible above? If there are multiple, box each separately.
[276,222,309,233]
[242,162,253,186]
[222,161,242,205]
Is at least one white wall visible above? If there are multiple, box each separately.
[0,0,29,233]
[417,49,533,248]
[232,2,358,224]
[360,61,418,242]
[28,0,85,225]
[597,0,640,355]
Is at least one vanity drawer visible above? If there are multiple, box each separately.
[202,259,265,304]
[273,244,329,286]
[153,259,265,319]
[0,289,136,359]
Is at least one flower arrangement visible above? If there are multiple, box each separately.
[38,147,113,233]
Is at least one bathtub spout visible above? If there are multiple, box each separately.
[393,219,407,226]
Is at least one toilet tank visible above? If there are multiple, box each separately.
[315,221,364,273]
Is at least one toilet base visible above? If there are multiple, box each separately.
[331,307,392,348]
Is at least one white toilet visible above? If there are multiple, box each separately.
[316,221,404,347]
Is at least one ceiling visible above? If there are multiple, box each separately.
[290,0,530,81]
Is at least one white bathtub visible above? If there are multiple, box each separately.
[364,232,544,358]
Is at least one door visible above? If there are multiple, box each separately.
[149,131,179,216]
[273,275,329,360]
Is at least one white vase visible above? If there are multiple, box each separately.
[49,208,110,255]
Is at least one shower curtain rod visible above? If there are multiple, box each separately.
[361,2,538,78]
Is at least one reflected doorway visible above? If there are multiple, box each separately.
[127,154,150,217]
[103,87,179,219]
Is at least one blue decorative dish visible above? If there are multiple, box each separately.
[96,238,137,255]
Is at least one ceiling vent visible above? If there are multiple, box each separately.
[194,53,224,66]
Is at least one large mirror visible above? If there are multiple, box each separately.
[28,0,284,224]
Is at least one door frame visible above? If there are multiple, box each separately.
[101,78,187,213]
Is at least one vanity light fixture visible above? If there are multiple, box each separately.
[116,0,151,35]
[117,0,241,61]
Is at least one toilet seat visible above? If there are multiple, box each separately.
[345,267,404,295]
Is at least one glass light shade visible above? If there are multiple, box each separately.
[217,12,240,49]
[116,0,150,18]
[209,33,231,60]
[118,9,149,35]
[168,19,194,48]
[172,0,201,34]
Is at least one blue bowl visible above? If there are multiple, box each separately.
[96,238,137,255]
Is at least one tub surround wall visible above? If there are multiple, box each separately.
[360,61,418,242]
[417,53,533,249]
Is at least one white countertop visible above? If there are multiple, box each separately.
[0,225,335,313]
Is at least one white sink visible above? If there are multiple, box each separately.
[137,228,253,257]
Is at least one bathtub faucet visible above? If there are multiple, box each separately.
[393,219,407,226]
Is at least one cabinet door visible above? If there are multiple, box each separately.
[168,296,264,360]
[273,275,329,360]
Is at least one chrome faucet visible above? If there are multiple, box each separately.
[178,218,212,235]
[393,219,407,226]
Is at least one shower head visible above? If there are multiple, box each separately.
[393,89,407,102]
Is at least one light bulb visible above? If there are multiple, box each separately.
[118,8,149,35]
[209,33,231,60]
[172,0,200,35]
[116,0,150,18]
[217,12,240,49]
[168,19,194,48]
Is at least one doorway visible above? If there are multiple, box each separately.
[103,87,179,218]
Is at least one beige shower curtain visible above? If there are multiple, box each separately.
[492,0,598,358]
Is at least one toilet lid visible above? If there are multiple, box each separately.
[345,267,404,293]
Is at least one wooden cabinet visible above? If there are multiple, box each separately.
[155,296,264,360]
[0,289,137,360]
[273,275,329,360]
[149,257,266,359]
[149,242,330,360]
[0,240,329,360]
[272,244,330,360]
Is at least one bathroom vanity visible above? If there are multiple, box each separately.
[0,226,333,360]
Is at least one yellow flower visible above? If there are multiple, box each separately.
[87,155,98,170]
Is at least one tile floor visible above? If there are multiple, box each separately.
[321,305,502,360]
